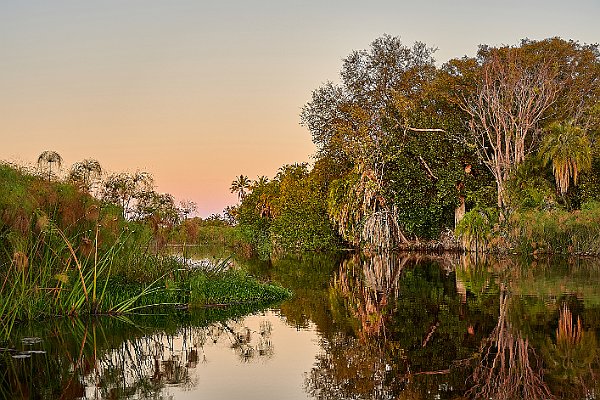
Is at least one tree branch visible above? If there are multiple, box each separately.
[418,156,438,181]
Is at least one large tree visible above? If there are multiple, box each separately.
[447,38,600,211]
[301,35,478,243]
[301,34,438,169]
[457,46,559,209]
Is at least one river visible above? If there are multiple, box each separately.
[2,252,600,399]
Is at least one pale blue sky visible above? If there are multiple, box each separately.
[1,1,598,215]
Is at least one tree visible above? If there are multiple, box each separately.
[456,46,560,210]
[301,35,438,168]
[269,163,339,253]
[101,171,154,219]
[223,205,238,225]
[251,176,274,218]
[178,200,197,220]
[133,190,179,227]
[449,38,600,212]
[37,150,63,181]
[251,175,269,190]
[540,120,592,195]
[301,35,445,245]
[230,175,251,202]
[68,159,102,193]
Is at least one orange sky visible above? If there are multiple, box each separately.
[2,1,598,216]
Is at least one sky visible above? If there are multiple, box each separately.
[1,1,599,216]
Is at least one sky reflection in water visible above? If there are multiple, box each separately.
[2,253,600,399]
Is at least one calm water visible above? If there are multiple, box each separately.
[2,252,600,399]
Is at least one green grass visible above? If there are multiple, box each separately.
[0,220,290,340]
[0,162,291,340]
[506,201,600,255]
[95,268,291,312]
[187,269,292,306]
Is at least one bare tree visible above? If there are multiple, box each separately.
[460,48,559,210]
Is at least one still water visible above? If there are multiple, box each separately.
[2,252,600,399]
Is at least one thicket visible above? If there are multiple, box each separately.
[232,35,600,255]
[234,163,340,259]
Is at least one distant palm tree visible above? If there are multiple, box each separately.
[69,158,102,192]
[37,150,63,181]
[540,121,592,194]
[252,175,269,189]
[230,175,251,202]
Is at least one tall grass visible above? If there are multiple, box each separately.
[507,201,600,255]
[0,220,151,334]
[0,163,291,340]
[0,219,290,339]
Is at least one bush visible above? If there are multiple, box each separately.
[506,201,600,254]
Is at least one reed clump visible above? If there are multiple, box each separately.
[505,201,600,255]
[0,163,290,339]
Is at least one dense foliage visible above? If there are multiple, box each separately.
[235,163,339,258]
[233,35,600,254]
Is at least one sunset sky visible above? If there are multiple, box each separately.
[2,1,599,216]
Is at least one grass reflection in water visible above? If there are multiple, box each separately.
[0,303,279,399]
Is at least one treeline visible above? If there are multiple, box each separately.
[232,35,600,255]
[3,153,235,250]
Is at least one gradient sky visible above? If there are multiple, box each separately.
[1,1,599,216]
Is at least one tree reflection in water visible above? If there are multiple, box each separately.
[306,252,478,400]
[0,311,275,399]
[307,253,407,400]
[468,285,553,400]
[459,255,600,400]
[543,304,599,399]
[307,253,600,400]
[333,253,406,338]
[4,254,600,399]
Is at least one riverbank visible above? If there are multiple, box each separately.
[0,163,289,340]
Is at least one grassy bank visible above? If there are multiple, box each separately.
[456,201,600,256]
[0,162,289,339]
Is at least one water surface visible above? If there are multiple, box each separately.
[2,252,600,399]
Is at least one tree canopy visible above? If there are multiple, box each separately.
[235,35,600,252]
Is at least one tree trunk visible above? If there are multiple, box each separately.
[455,195,466,228]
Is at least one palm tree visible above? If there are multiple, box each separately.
[69,158,102,192]
[230,175,251,202]
[37,150,63,181]
[251,175,269,190]
[540,121,592,195]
